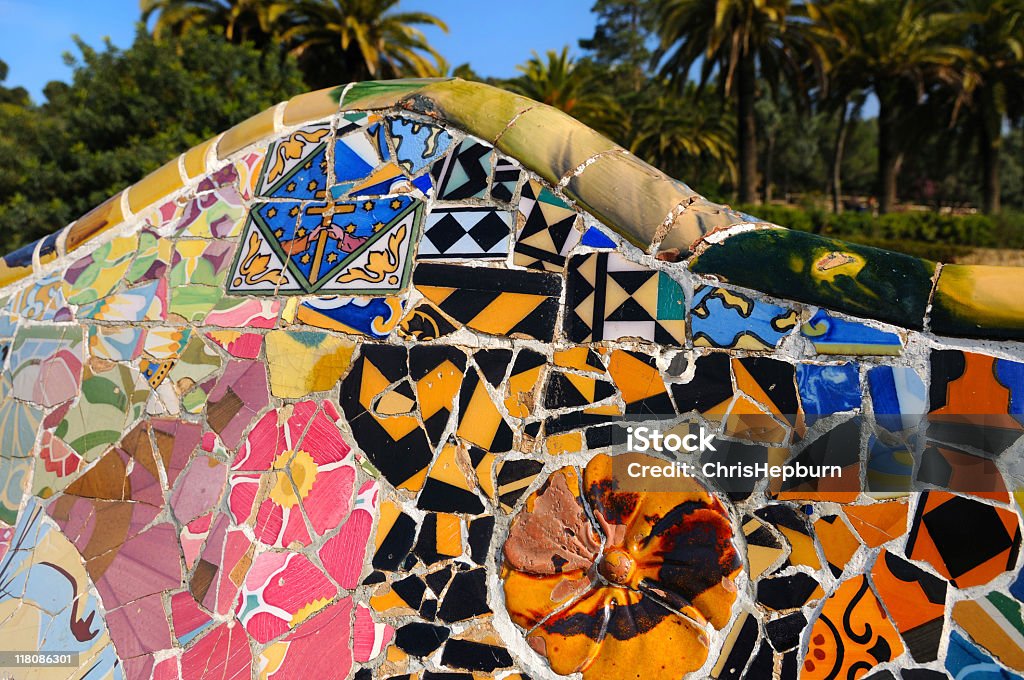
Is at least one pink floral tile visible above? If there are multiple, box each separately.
[237,551,337,644]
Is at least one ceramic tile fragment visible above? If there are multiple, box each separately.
[566,252,685,345]
[503,456,740,679]
[946,630,1021,680]
[929,350,1024,454]
[692,285,797,349]
[802,576,904,679]
[431,137,492,200]
[514,180,580,271]
[229,196,421,295]
[802,309,902,355]
[297,296,404,339]
[420,207,512,258]
[907,491,1021,588]
[690,228,936,328]
[415,263,560,341]
[953,591,1024,671]
[388,117,453,176]
[265,330,355,398]
[873,549,947,662]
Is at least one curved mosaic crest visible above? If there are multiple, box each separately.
[0,78,1022,680]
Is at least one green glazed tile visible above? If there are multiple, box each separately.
[563,151,693,249]
[401,79,537,143]
[930,264,1024,340]
[690,228,936,329]
[340,78,448,111]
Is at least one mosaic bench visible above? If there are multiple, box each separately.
[1,77,1023,680]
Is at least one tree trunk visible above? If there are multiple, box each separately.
[877,86,901,214]
[736,53,758,204]
[762,131,775,204]
[979,87,1002,215]
[831,100,850,214]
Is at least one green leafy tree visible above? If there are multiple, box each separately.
[141,0,283,46]
[0,60,30,106]
[506,48,626,140]
[579,0,656,93]
[275,0,448,88]
[958,0,1024,214]
[654,0,827,204]
[816,0,972,213]
[0,28,304,251]
[631,81,736,190]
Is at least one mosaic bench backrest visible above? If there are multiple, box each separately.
[1,77,1024,680]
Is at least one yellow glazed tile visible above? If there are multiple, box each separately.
[182,137,217,179]
[546,431,582,456]
[658,198,747,255]
[217,106,278,160]
[264,329,355,399]
[282,86,343,126]
[563,152,694,250]
[930,264,1024,340]
[65,192,125,253]
[495,105,619,185]
[128,157,185,214]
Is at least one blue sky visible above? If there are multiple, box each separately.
[0,0,597,102]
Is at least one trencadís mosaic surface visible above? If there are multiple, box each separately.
[1,78,1024,680]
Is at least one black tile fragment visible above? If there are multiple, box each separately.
[441,639,514,671]
[468,516,494,565]
[438,568,491,622]
[756,573,820,611]
[475,349,512,387]
[395,622,450,656]
[766,612,807,652]
[373,512,417,571]
[391,574,426,609]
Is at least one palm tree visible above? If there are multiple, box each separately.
[506,48,626,141]
[816,0,972,213]
[277,0,448,89]
[631,80,737,187]
[654,0,827,204]
[141,0,282,47]
[958,0,1024,214]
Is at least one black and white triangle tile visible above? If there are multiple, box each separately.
[419,207,512,259]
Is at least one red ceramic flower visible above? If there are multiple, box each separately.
[502,453,741,680]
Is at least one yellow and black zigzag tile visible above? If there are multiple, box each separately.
[456,365,514,453]
[417,441,484,515]
[410,345,467,446]
[339,344,434,491]
[544,370,617,410]
[513,180,581,272]
[414,263,561,342]
[474,348,513,388]
[495,458,545,512]
[608,349,676,415]
[565,251,686,346]
[670,352,735,417]
[553,346,606,373]
[372,498,418,571]
[504,349,547,419]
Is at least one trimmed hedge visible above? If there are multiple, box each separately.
[735,205,1024,252]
